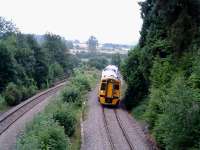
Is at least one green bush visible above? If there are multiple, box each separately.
[0,94,7,110]
[71,70,91,91]
[27,84,37,97]
[152,78,200,150]
[121,47,149,110]
[132,98,149,120]
[21,85,37,101]
[88,56,109,70]
[144,87,166,128]
[62,86,81,104]
[17,114,70,150]
[4,82,22,106]
[53,104,77,137]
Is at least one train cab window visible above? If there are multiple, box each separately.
[101,83,106,90]
[114,84,119,90]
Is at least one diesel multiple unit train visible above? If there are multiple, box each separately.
[98,65,121,106]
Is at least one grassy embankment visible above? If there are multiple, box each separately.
[16,66,99,150]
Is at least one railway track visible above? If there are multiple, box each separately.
[102,107,116,150]
[0,81,67,135]
[102,107,135,150]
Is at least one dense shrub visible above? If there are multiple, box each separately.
[152,78,200,150]
[0,17,81,109]
[17,115,70,150]
[4,82,22,106]
[70,68,92,91]
[21,85,37,101]
[53,104,77,137]
[72,75,91,91]
[121,0,200,149]
[62,86,81,104]
[17,67,99,149]
[121,48,149,110]
[88,56,109,70]
[0,94,6,110]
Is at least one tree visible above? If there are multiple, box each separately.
[87,36,98,51]
[122,0,200,149]
[33,47,50,88]
[43,33,69,70]
[0,42,17,91]
[88,57,108,70]
[111,53,121,67]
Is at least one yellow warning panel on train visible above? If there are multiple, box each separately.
[98,65,121,106]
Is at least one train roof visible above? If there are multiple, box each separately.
[101,65,120,80]
[103,65,118,73]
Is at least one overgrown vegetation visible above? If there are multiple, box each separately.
[77,51,123,70]
[121,0,200,149]
[17,67,99,150]
[0,17,80,109]
[88,56,109,70]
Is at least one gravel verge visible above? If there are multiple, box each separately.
[81,87,111,150]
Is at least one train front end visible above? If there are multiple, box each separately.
[98,65,121,106]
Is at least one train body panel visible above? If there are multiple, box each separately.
[98,65,121,106]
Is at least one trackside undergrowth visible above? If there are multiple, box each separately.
[16,66,99,150]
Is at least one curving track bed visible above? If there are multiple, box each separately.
[0,81,66,135]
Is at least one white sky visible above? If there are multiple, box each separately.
[0,0,143,44]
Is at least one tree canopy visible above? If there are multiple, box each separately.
[121,0,200,149]
[0,17,80,106]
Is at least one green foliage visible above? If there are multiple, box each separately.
[121,47,149,110]
[0,42,17,91]
[4,82,22,106]
[0,17,80,108]
[62,86,81,104]
[17,67,98,149]
[0,94,7,111]
[17,114,70,150]
[88,56,109,70]
[49,63,64,81]
[111,53,121,67]
[21,84,37,100]
[53,104,77,137]
[132,98,149,120]
[122,0,200,149]
[152,78,200,150]
[150,58,174,88]
[71,69,91,91]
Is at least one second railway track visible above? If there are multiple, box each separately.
[0,81,67,135]
[102,107,135,150]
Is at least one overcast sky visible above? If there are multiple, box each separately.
[0,0,143,44]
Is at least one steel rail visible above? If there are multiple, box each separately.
[114,109,135,150]
[102,107,116,150]
[0,81,66,135]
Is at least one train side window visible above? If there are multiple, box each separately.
[101,83,106,90]
[114,84,119,90]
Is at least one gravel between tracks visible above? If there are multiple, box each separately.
[0,86,64,150]
[82,87,111,150]
[82,86,153,150]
